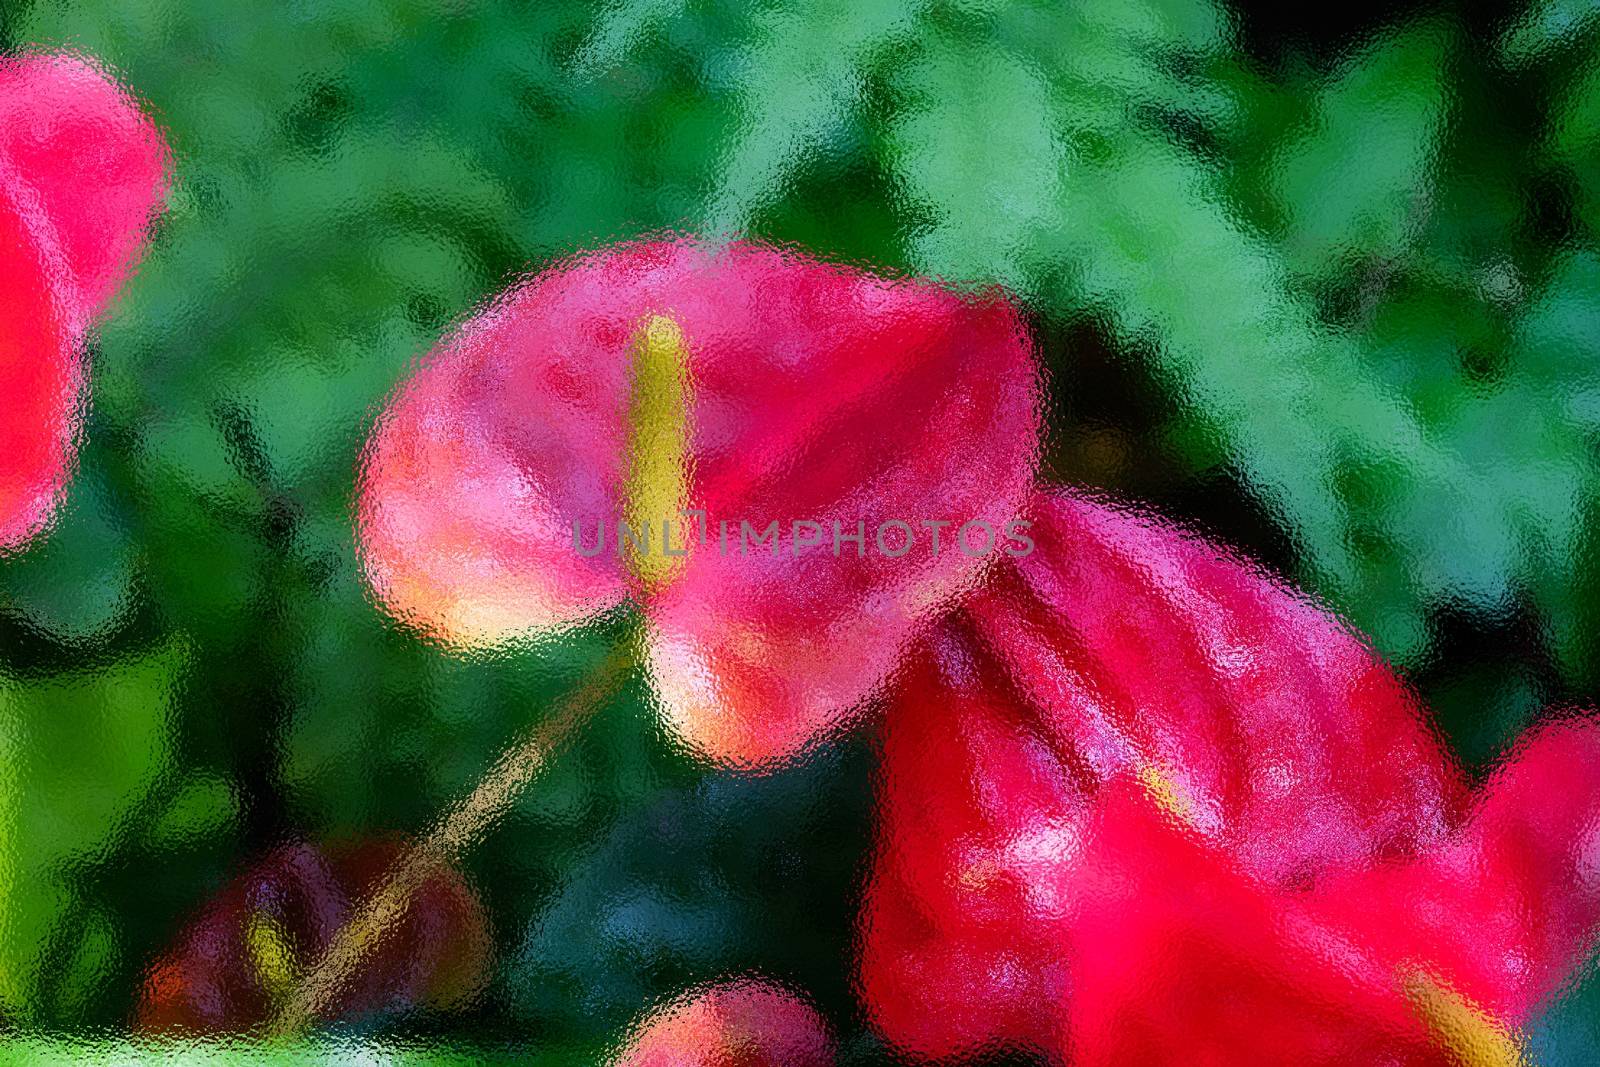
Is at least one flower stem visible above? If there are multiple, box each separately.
[267,642,638,1036]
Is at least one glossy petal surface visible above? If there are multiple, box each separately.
[858,621,1081,1059]
[861,488,1600,1062]
[0,51,168,551]
[1314,719,1600,1025]
[0,52,170,322]
[0,186,72,552]
[1060,785,1440,1067]
[972,489,1464,883]
[358,236,1040,765]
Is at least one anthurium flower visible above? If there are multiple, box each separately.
[998,726,1600,1067]
[858,488,1600,1063]
[137,839,491,1032]
[610,978,832,1066]
[0,51,169,551]
[357,236,1039,766]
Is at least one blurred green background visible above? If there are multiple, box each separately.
[3,0,1600,1060]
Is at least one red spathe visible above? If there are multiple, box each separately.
[358,236,1041,767]
[0,51,169,551]
[860,488,1600,1063]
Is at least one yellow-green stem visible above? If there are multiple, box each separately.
[268,644,636,1036]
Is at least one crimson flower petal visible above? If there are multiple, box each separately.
[1313,718,1600,1026]
[358,236,1040,766]
[0,173,71,552]
[0,52,170,321]
[610,978,832,1067]
[857,621,1081,1059]
[856,633,1538,1064]
[1060,739,1600,1066]
[1061,784,1441,1067]
[0,51,168,550]
[860,488,1600,1062]
[965,488,1463,885]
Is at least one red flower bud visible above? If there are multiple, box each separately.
[610,978,832,1067]
[137,839,491,1033]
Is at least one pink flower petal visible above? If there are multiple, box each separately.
[0,52,170,324]
[0,51,169,551]
[0,183,73,551]
[1314,717,1600,1025]
[861,486,1467,1057]
[358,236,1040,766]
[857,621,1081,1059]
[611,978,832,1067]
[1060,783,1441,1067]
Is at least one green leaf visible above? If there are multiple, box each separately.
[884,31,1064,289]
[1270,21,1454,278]
[570,0,689,76]
[0,451,138,645]
[879,0,1599,688]
[1552,53,1600,238]
[0,1035,563,1065]
[0,640,188,1019]
[705,0,926,233]
[144,772,238,850]
[1501,0,1600,65]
